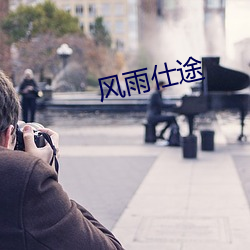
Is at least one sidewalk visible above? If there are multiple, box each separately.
[112,122,250,249]
[51,111,250,250]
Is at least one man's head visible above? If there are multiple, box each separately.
[24,69,33,79]
[0,71,20,148]
[157,80,166,91]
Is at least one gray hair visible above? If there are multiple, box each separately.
[24,68,34,79]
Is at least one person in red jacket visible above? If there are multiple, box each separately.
[0,70,124,250]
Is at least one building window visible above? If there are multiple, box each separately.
[116,39,124,50]
[89,4,96,17]
[102,3,111,16]
[76,5,84,16]
[164,0,176,10]
[115,3,124,16]
[89,22,95,33]
[80,22,84,32]
[115,20,124,33]
[205,0,225,9]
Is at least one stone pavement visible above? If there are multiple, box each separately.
[111,118,250,250]
[44,112,250,250]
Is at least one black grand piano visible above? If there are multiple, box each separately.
[176,57,250,141]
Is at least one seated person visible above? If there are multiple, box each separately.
[146,80,178,140]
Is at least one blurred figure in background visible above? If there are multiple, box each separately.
[19,69,39,122]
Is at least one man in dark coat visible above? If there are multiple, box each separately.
[0,70,124,249]
[19,69,39,123]
[147,80,178,140]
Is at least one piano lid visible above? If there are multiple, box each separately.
[202,57,250,92]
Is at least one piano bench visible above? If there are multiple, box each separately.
[142,120,156,143]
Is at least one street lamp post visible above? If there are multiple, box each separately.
[56,43,73,68]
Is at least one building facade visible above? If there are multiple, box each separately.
[50,0,138,51]
[10,0,138,51]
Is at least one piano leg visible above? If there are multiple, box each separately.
[238,109,247,142]
[186,111,247,141]
[187,115,195,135]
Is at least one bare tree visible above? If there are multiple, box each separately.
[14,33,124,91]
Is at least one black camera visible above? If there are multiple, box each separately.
[14,122,46,151]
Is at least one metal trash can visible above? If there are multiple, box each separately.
[144,123,156,143]
[200,130,214,151]
[182,135,197,159]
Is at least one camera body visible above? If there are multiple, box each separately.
[14,122,46,151]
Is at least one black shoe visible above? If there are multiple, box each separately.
[157,135,165,140]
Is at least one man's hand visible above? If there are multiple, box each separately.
[23,86,34,94]
[23,125,59,165]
